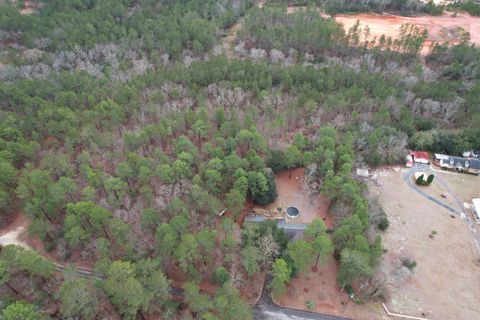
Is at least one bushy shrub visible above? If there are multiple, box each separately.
[305,300,316,310]
[422,1,444,15]
[377,216,390,231]
[415,173,434,186]
[267,150,288,173]
[212,267,230,285]
[401,258,417,270]
[426,174,434,184]
[252,169,278,205]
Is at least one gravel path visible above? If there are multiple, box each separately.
[404,164,480,249]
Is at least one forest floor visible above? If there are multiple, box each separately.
[335,12,480,54]
[276,258,384,319]
[369,167,480,320]
[254,167,333,227]
[222,19,243,60]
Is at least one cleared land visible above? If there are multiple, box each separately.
[276,258,384,319]
[255,168,333,227]
[0,212,31,250]
[335,12,480,54]
[370,168,480,320]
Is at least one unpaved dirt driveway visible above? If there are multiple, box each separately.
[0,213,31,249]
[222,20,243,60]
[335,12,480,54]
[370,168,480,320]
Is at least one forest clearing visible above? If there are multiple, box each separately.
[335,12,480,54]
[254,167,333,227]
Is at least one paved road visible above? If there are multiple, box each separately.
[253,305,349,320]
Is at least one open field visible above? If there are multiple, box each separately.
[255,168,333,227]
[370,167,480,320]
[432,169,480,204]
[415,172,464,212]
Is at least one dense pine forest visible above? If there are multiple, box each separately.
[0,0,479,319]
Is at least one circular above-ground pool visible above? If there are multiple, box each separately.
[286,206,300,219]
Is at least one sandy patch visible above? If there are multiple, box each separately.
[0,213,31,249]
[222,20,243,60]
[18,0,37,15]
[371,168,480,320]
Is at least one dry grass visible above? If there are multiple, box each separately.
[371,167,480,320]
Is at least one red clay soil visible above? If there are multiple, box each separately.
[335,12,480,54]
[236,199,254,225]
[199,279,220,296]
[166,265,187,288]
[259,167,333,228]
[277,257,381,319]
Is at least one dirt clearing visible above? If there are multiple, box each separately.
[269,168,381,319]
[370,168,480,320]
[277,258,384,319]
[335,12,480,54]
[255,168,333,227]
[0,212,31,250]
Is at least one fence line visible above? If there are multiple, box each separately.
[382,303,430,320]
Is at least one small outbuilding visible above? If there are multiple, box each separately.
[406,151,429,167]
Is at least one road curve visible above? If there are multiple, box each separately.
[253,275,351,320]
[404,164,480,249]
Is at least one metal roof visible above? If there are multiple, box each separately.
[244,215,266,222]
[244,215,308,231]
[447,156,480,170]
[410,151,429,161]
[278,220,308,231]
